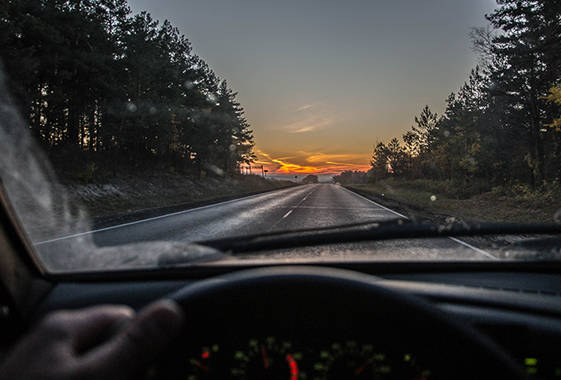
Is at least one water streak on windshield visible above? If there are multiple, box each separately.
[0,67,225,272]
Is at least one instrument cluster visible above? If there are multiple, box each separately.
[157,336,431,380]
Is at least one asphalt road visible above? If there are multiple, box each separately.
[35,184,496,270]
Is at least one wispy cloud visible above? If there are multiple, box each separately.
[296,102,320,111]
[271,102,336,134]
[282,113,335,133]
[306,153,369,164]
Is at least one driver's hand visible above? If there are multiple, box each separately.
[0,300,183,380]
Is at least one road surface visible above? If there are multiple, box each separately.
[34,184,496,270]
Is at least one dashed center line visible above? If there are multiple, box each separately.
[273,186,320,225]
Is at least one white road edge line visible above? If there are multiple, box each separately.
[282,210,293,219]
[448,237,498,260]
[341,186,498,260]
[339,186,408,218]
[34,186,300,245]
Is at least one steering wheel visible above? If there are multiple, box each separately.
[155,266,526,380]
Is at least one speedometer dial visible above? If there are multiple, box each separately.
[187,344,227,380]
[231,336,304,380]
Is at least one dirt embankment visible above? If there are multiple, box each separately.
[58,175,296,228]
[345,182,561,225]
[344,183,561,255]
[344,185,462,225]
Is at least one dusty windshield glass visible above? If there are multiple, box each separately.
[0,0,560,272]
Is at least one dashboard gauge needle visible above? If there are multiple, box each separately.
[261,346,270,370]
[193,360,211,373]
[354,358,373,376]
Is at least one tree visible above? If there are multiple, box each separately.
[431,68,489,182]
[545,85,561,131]
[386,138,408,176]
[485,0,561,185]
[0,0,256,180]
[210,80,255,176]
[332,171,367,184]
[411,105,438,155]
[371,1,561,189]
[370,142,389,180]
[301,174,319,184]
[401,106,439,178]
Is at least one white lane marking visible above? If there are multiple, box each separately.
[341,186,497,259]
[296,186,318,205]
[448,237,498,260]
[34,186,304,245]
[339,186,408,218]
[282,210,293,219]
[288,186,319,209]
[274,206,388,210]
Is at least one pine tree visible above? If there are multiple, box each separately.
[486,0,561,184]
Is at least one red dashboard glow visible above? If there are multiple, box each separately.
[286,354,299,380]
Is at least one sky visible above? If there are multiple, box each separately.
[127,0,498,180]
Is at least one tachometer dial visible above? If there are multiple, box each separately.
[313,341,430,380]
[232,336,304,380]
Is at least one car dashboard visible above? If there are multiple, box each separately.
[9,264,560,380]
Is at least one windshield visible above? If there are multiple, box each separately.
[1,0,560,272]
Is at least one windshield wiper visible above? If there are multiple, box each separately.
[196,221,561,254]
[197,218,410,251]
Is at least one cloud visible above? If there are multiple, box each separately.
[291,125,316,133]
[296,102,320,111]
[271,102,336,133]
[257,151,316,173]
[282,114,335,133]
[306,153,369,164]
[255,149,371,175]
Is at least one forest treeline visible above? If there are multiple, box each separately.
[335,0,561,196]
[0,0,256,180]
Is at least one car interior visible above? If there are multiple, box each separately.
[1,1,561,379]
[2,183,561,380]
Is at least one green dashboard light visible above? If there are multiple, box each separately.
[526,367,538,375]
[525,358,538,366]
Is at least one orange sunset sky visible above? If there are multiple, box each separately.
[128,0,498,179]
[248,100,380,178]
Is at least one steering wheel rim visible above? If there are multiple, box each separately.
[157,266,526,380]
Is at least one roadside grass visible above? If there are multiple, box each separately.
[61,174,296,218]
[346,179,561,224]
